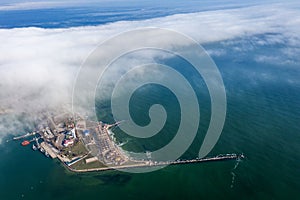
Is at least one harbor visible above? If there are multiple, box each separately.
[12,112,245,173]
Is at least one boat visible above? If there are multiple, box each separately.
[32,144,37,151]
[40,147,45,153]
[21,140,30,146]
[45,151,50,157]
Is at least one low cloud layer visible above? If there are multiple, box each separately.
[0,2,299,141]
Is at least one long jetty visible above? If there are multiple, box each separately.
[66,153,245,173]
[13,132,36,140]
[170,153,244,165]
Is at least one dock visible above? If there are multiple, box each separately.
[40,142,57,159]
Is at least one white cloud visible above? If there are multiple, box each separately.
[254,55,296,65]
[206,49,227,57]
[0,2,300,142]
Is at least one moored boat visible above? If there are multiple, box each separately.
[32,144,37,151]
[40,147,45,153]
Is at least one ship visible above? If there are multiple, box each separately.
[21,140,30,146]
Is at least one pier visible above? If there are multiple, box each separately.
[170,153,244,165]
[66,153,245,173]
[40,142,57,159]
[13,132,36,140]
[105,120,124,129]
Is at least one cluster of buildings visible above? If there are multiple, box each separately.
[23,112,137,170]
[96,124,128,165]
[79,122,129,166]
[43,114,78,150]
[28,113,88,163]
[55,128,76,148]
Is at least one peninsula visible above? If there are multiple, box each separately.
[13,112,244,172]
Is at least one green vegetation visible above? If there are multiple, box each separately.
[62,140,88,159]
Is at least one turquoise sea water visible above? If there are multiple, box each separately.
[0,34,299,199]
